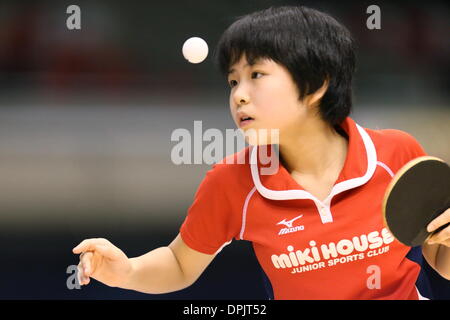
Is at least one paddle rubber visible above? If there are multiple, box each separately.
[383,156,450,247]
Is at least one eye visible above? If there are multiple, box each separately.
[228,72,263,88]
[228,79,238,88]
[251,72,263,79]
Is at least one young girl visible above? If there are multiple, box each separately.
[72,6,450,300]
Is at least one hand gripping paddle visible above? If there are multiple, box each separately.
[382,156,450,247]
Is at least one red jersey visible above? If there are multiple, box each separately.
[180,117,428,299]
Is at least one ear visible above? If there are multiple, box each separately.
[305,79,329,108]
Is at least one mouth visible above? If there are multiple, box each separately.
[239,116,254,127]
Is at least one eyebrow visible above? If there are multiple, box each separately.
[227,59,264,75]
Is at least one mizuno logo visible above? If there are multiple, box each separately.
[277,215,303,228]
[277,215,304,235]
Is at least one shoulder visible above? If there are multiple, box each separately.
[198,146,254,191]
[366,127,424,151]
[365,127,427,171]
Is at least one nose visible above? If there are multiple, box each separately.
[231,82,250,107]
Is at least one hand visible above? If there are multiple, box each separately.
[426,208,450,247]
[72,238,133,287]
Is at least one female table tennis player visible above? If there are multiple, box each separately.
[72,6,450,299]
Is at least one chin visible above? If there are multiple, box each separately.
[241,127,280,146]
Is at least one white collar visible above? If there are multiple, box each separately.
[250,123,377,208]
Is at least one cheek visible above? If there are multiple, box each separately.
[257,94,301,123]
[259,80,299,112]
[229,97,237,123]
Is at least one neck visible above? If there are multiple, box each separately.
[278,119,348,177]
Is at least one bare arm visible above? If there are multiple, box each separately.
[423,242,450,280]
[422,208,450,280]
[74,234,216,295]
[122,234,216,294]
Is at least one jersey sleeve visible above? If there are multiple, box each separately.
[383,129,428,173]
[402,131,426,159]
[179,164,240,255]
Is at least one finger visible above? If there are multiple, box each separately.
[77,264,84,285]
[77,264,91,285]
[78,270,90,285]
[73,239,97,254]
[73,238,109,254]
[92,244,116,260]
[427,226,450,245]
[81,252,93,276]
[427,208,450,233]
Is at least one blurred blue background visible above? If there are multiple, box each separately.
[0,0,448,299]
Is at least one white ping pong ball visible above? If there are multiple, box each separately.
[182,37,209,64]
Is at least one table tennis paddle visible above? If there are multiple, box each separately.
[382,156,450,247]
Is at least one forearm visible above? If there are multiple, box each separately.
[121,246,191,294]
[423,243,450,280]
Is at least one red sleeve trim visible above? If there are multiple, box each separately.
[179,226,219,255]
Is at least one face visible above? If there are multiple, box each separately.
[227,54,308,145]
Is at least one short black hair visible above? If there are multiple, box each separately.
[214,6,356,127]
